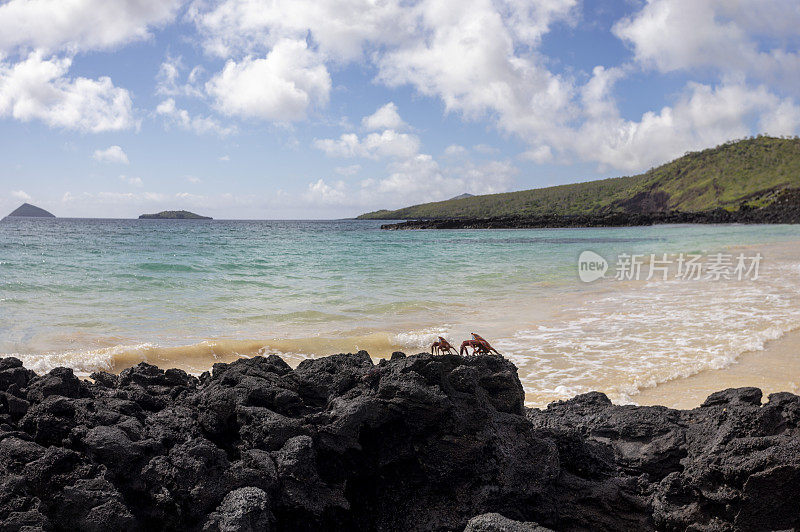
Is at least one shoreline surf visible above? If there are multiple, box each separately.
[4,220,800,409]
[7,263,800,410]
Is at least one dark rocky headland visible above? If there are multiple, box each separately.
[362,138,800,227]
[381,189,800,230]
[1,352,798,531]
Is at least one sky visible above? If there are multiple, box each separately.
[1,0,799,219]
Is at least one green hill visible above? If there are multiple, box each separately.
[139,210,212,220]
[358,136,800,220]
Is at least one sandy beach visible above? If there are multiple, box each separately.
[635,326,800,408]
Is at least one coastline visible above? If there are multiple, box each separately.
[634,326,800,408]
[15,325,800,411]
[6,221,800,412]
[378,192,800,229]
[631,238,800,408]
[15,324,800,411]
[1,351,798,530]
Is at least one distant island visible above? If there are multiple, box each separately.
[4,203,55,218]
[359,136,800,229]
[139,210,212,220]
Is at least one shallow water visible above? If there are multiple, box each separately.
[3,218,800,406]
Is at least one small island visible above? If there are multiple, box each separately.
[138,210,212,220]
[5,203,56,218]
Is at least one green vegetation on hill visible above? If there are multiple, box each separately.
[358,136,800,219]
[139,210,212,220]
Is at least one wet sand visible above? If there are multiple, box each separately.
[634,327,800,408]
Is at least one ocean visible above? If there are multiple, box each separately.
[3,217,800,406]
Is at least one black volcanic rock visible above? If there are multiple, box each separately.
[465,513,553,531]
[0,352,798,530]
[527,390,800,530]
[5,203,55,218]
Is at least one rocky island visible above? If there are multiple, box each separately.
[0,352,797,530]
[139,210,212,220]
[4,203,55,218]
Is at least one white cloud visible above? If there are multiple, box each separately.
[218,155,230,162]
[2,0,797,199]
[0,52,135,132]
[61,191,166,206]
[362,102,406,131]
[119,175,143,187]
[314,133,359,157]
[175,191,205,203]
[521,145,553,163]
[376,155,515,199]
[314,130,420,159]
[156,98,234,136]
[305,178,347,204]
[375,0,800,173]
[613,0,800,90]
[186,0,800,175]
[191,0,576,137]
[206,39,331,121]
[566,81,800,171]
[361,130,421,159]
[760,100,800,136]
[306,153,517,209]
[455,159,517,192]
[580,65,625,120]
[191,0,577,63]
[473,144,498,155]
[376,153,443,195]
[370,0,800,172]
[189,0,413,60]
[93,145,129,164]
[376,0,575,129]
[156,56,205,99]
[0,0,182,54]
[444,144,467,157]
[11,190,31,201]
[334,164,361,176]
[186,176,202,184]
[311,73,521,209]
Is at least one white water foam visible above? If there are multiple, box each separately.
[393,326,453,351]
[6,340,317,377]
[501,261,800,406]
[10,343,157,376]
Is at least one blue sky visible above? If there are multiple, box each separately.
[1,0,799,219]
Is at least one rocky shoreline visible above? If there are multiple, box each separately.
[1,352,798,531]
[380,189,800,230]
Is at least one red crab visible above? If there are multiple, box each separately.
[431,336,457,355]
[459,333,501,355]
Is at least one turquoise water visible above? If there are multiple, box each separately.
[3,218,800,404]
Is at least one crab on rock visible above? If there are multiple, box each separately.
[459,333,501,356]
[431,336,458,355]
